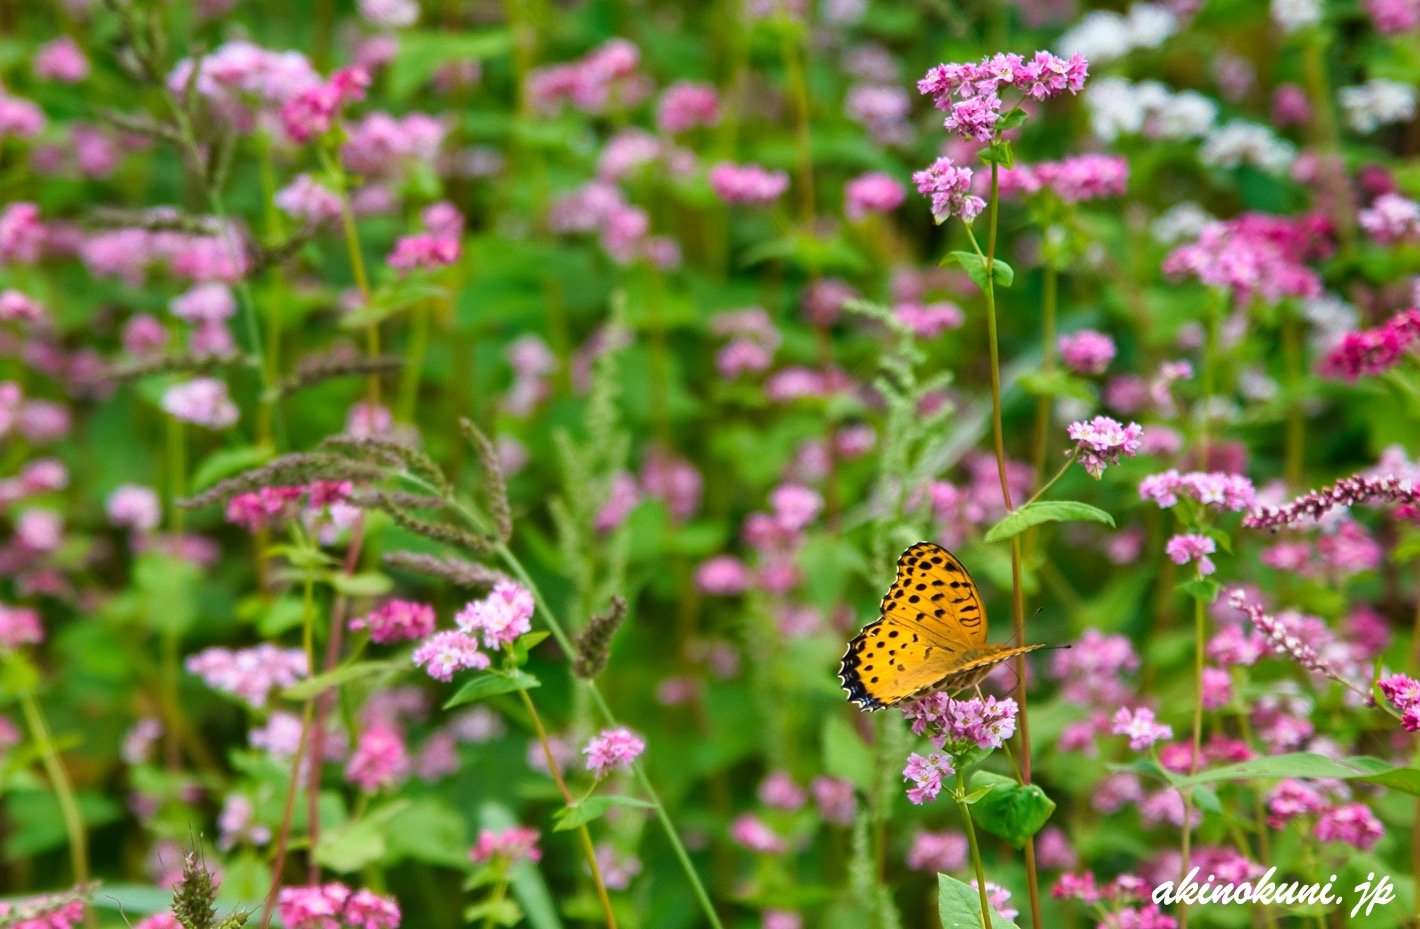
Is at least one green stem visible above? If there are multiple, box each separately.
[1178,591,1206,929]
[778,26,814,223]
[1282,312,1305,488]
[1031,265,1058,489]
[955,771,994,928]
[481,880,508,929]
[398,302,432,424]
[333,170,379,412]
[19,690,93,929]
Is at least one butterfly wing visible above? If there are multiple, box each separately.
[839,542,1035,711]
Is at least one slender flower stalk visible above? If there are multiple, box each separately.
[18,690,94,929]
[954,770,994,929]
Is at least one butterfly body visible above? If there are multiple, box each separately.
[838,541,1044,711]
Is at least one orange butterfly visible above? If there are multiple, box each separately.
[839,541,1045,711]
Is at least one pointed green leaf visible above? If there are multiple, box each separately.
[283,660,404,701]
[552,795,655,832]
[938,873,1022,929]
[969,771,1055,848]
[983,501,1115,544]
[443,669,541,709]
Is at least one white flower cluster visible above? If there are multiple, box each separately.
[1150,201,1215,244]
[1270,0,1323,33]
[1085,78,1218,142]
[1056,3,1177,65]
[1199,120,1297,174]
[1339,80,1418,133]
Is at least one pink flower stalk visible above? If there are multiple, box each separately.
[657,81,720,133]
[708,162,790,205]
[455,581,535,649]
[386,234,461,272]
[1243,471,1420,528]
[1314,802,1384,850]
[412,630,490,681]
[583,727,646,777]
[278,884,400,929]
[1227,590,1351,685]
[1067,416,1144,477]
[902,751,954,804]
[1366,0,1420,30]
[1140,469,1257,511]
[470,826,542,865]
[33,37,89,83]
[161,378,239,429]
[912,156,985,223]
[811,776,857,825]
[345,723,412,792]
[1319,307,1420,380]
[1111,706,1173,751]
[1057,329,1117,375]
[279,66,370,143]
[998,154,1128,202]
[906,830,968,872]
[844,172,906,220]
[350,600,436,643]
[185,644,308,708]
[225,486,305,532]
[0,604,43,650]
[1165,533,1217,575]
[730,813,789,853]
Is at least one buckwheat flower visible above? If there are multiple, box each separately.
[135,915,181,929]
[0,203,44,264]
[811,776,857,825]
[387,233,460,272]
[1166,533,1217,575]
[583,727,645,778]
[1067,416,1143,478]
[894,301,964,337]
[274,174,344,226]
[695,555,752,594]
[0,605,43,650]
[217,793,271,850]
[1272,0,1322,31]
[169,282,236,324]
[1272,84,1312,126]
[345,722,412,792]
[594,472,641,532]
[0,895,86,929]
[0,289,44,325]
[844,172,906,221]
[1366,0,1420,31]
[412,630,489,681]
[456,581,535,649]
[640,450,703,521]
[709,162,790,205]
[657,81,720,133]
[906,829,968,872]
[15,509,62,552]
[763,911,802,929]
[280,884,400,929]
[106,484,162,532]
[1340,79,1418,133]
[470,825,541,866]
[1092,772,1144,813]
[225,487,304,532]
[161,378,238,429]
[1058,329,1117,375]
[903,751,953,805]
[0,93,44,142]
[279,66,370,143]
[359,0,419,27]
[350,600,436,644]
[1266,779,1326,827]
[342,111,447,176]
[1111,706,1172,751]
[730,813,788,853]
[186,644,308,708]
[1314,802,1383,850]
[769,484,822,532]
[1379,672,1420,716]
[33,37,88,83]
[1359,193,1420,244]
[1200,666,1233,710]
[972,882,1018,922]
[758,771,807,810]
[1199,121,1296,173]
[913,156,985,223]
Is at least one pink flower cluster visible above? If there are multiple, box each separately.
[902,751,955,805]
[161,378,239,429]
[1165,533,1217,575]
[527,39,645,115]
[1319,307,1420,380]
[1358,193,1420,244]
[997,154,1128,203]
[730,813,789,853]
[582,726,646,777]
[0,604,43,650]
[470,825,542,865]
[656,81,720,134]
[894,301,964,338]
[225,480,352,532]
[186,644,309,708]
[1162,213,1332,306]
[708,162,790,205]
[1378,673,1420,729]
[912,157,985,223]
[1058,329,1117,375]
[102,487,160,533]
[345,722,411,792]
[350,600,436,643]
[279,66,369,143]
[1140,469,1256,511]
[341,112,447,178]
[456,580,534,648]
[1365,0,1420,31]
[1067,416,1144,478]
[0,895,86,929]
[902,692,1020,752]
[547,181,677,266]
[277,882,401,929]
[1111,706,1173,751]
[844,172,906,221]
[917,51,1089,142]
[712,307,780,378]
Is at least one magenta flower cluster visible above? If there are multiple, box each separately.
[277,882,401,929]
[582,727,646,778]
[917,51,1089,142]
[1067,416,1144,478]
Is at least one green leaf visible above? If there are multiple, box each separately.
[1019,369,1094,403]
[944,251,989,292]
[327,571,393,598]
[443,669,541,709]
[962,786,994,804]
[191,444,273,492]
[134,553,202,635]
[552,795,655,832]
[822,715,875,792]
[983,500,1115,544]
[387,30,513,100]
[314,802,409,872]
[464,899,524,926]
[1192,784,1223,814]
[511,630,552,666]
[1170,753,1420,797]
[998,109,1029,131]
[979,139,1015,169]
[938,873,1022,929]
[341,280,449,329]
[1177,578,1222,603]
[969,771,1056,848]
[283,660,403,701]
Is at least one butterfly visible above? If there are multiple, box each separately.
[838,541,1045,712]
